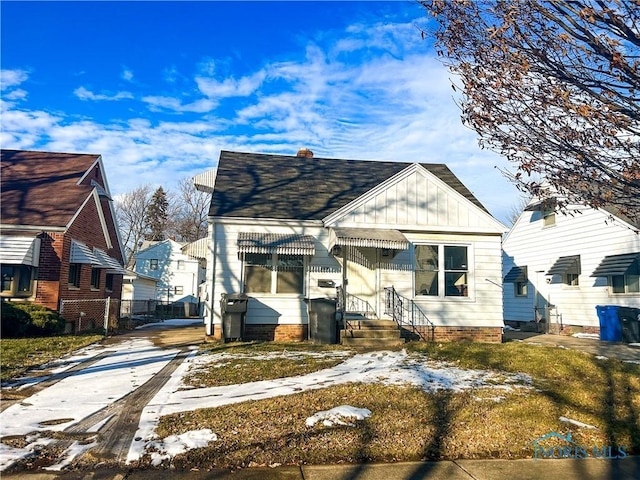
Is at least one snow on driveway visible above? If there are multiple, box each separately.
[0,334,180,470]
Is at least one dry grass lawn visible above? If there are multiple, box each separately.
[149,341,640,470]
[0,335,103,382]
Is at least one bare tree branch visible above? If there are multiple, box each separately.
[420,0,640,222]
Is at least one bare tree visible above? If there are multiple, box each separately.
[507,195,532,228]
[420,0,640,220]
[115,184,153,267]
[169,177,211,243]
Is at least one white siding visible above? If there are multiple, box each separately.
[208,223,328,327]
[205,164,508,333]
[207,223,504,329]
[121,277,158,301]
[503,207,640,327]
[330,167,505,234]
[380,233,504,328]
[134,240,205,301]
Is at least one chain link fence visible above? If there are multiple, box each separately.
[60,298,120,334]
[60,298,202,334]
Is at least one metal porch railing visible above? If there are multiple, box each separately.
[384,286,434,341]
[336,286,377,329]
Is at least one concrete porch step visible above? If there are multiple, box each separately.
[346,319,399,330]
[340,329,401,339]
[341,336,405,348]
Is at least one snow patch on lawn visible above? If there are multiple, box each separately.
[572,333,600,339]
[306,405,371,427]
[128,349,532,463]
[559,416,598,429]
[147,429,217,467]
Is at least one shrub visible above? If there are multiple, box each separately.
[1,302,66,337]
[1,302,31,337]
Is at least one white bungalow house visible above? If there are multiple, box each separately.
[133,239,206,302]
[502,196,639,335]
[202,149,508,344]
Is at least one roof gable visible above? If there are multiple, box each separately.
[1,149,102,228]
[324,164,506,233]
[210,151,488,221]
[135,239,186,258]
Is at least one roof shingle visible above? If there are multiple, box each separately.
[1,150,101,228]
[211,151,487,220]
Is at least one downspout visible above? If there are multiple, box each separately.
[342,244,348,318]
[206,221,217,337]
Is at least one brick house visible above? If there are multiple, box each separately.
[1,150,126,328]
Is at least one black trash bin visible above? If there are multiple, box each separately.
[618,307,640,343]
[220,293,248,342]
[306,297,338,344]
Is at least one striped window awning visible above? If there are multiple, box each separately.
[504,266,528,283]
[591,253,639,277]
[0,235,41,266]
[182,237,208,260]
[328,228,409,250]
[93,248,127,274]
[237,232,316,256]
[70,240,102,265]
[547,255,581,276]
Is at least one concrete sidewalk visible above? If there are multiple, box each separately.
[3,457,640,479]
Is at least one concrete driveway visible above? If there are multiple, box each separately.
[504,331,640,362]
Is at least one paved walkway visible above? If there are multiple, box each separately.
[504,331,640,362]
[3,456,640,479]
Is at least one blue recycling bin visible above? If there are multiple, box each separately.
[595,305,622,342]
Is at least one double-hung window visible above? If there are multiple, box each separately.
[90,268,101,290]
[68,263,81,288]
[414,244,469,297]
[611,275,640,294]
[244,253,304,294]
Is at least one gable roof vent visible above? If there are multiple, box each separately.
[296,147,314,158]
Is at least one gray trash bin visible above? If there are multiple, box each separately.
[618,307,640,343]
[306,298,338,344]
[221,293,248,342]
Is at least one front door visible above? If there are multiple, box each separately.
[345,246,378,315]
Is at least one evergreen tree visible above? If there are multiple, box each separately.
[145,187,169,241]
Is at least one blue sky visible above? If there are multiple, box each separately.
[1,1,522,224]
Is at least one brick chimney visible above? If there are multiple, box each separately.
[296,147,314,158]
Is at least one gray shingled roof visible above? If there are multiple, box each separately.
[210,151,488,220]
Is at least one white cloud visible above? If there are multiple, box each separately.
[121,67,134,81]
[0,68,29,90]
[74,86,134,101]
[141,95,217,113]
[195,70,266,99]
[2,89,28,101]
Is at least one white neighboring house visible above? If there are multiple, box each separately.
[133,239,206,302]
[503,197,640,334]
[121,269,158,301]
